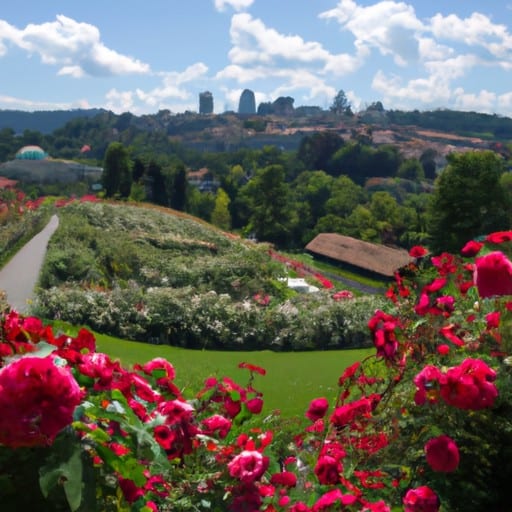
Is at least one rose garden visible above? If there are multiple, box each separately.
[1,196,512,511]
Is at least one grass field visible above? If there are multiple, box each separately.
[91,330,374,418]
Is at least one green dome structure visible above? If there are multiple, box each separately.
[15,145,48,160]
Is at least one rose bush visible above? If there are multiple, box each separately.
[2,229,512,510]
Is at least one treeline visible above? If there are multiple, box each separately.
[387,109,512,139]
[98,132,435,250]
[3,109,512,254]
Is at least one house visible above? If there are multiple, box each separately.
[0,177,18,190]
[187,167,219,193]
[305,233,413,279]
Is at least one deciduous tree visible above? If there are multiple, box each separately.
[427,150,511,253]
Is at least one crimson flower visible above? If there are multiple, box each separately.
[305,397,329,422]
[403,486,440,512]
[425,435,460,472]
[228,450,269,483]
[270,471,297,487]
[0,356,82,447]
[413,365,442,405]
[312,489,357,511]
[409,245,428,258]
[440,358,497,410]
[201,414,232,439]
[486,231,512,244]
[461,240,483,257]
[314,455,342,485]
[474,251,512,298]
[238,362,266,375]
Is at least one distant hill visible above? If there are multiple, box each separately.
[0,108,107,134]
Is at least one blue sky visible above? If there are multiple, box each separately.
[2,0,512,116]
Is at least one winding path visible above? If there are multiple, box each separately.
[0,214,59,313]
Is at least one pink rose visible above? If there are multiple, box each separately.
[201,414,232,439]
[425,435,460,472]
[228,450,269,483]
[474,251,512,298]
[306,397,329,422]
[403,486,440,512]
[0,356,82,447]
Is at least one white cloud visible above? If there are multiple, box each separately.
[129,63,209,110]
[214,0,254,12]
[0,15,149,77]
[0,93,70,111]
[229,13,334,65]
[105,89,135,113]
[453,88,496,113]
[371,70,452,107]
[430,12,512,58]
[319,0,424,66]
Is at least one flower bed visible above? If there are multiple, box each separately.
[2,230,512,510]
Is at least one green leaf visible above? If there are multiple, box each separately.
[39,442,83,512]
[63,448,83,512]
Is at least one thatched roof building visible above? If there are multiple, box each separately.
[305,233,413,278]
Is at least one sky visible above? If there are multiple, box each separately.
[2,0,512,116]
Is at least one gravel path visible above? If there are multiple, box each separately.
[0,214,59,313]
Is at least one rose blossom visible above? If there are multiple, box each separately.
[474,251,512,298]
[425,435,460,472]
[0,356,82,447]
[201,414,232,439]
[306,397,329,422]
[403,486,440,512]
[440,358,497,410]
[461,240,483,257]
[314,455,342,485]
[413,365,442,405]
[228,450,269,483]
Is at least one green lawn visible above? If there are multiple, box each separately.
[94,331,373,418]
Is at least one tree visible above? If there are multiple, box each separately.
[297,132,344,172]
[330,89,352,116]
[325,175,367,217]
[211,188,232,230]
[241,165,293,246]
[427,151,511,253]
[170,164,188,211]
[397,158,424,181]
[102,142,132,198]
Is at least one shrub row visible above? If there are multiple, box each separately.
[32,284,388,351]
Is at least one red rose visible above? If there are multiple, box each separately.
[413,365,442,405]
[306,397,329,422]
[403,486,440,512]
[486,231,512,244]
[409,245,428,258]
[474,251,512,298]
[314,455,342,485]
[0,356,82,447]
[246,397,264,414]
[201,414,232,439]
[425,435,460,472]
[461,240,483,257]
[270,471,297,487]
[440,358,497,410]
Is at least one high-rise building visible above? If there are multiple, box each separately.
[199,91,214,114]
[238,89,256,114]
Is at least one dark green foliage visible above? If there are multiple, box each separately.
[427,150,511,253]
[102,142,132,198]
[297,131,344,172]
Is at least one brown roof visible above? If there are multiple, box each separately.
[305,233,413,277]
[0,177,18,189]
